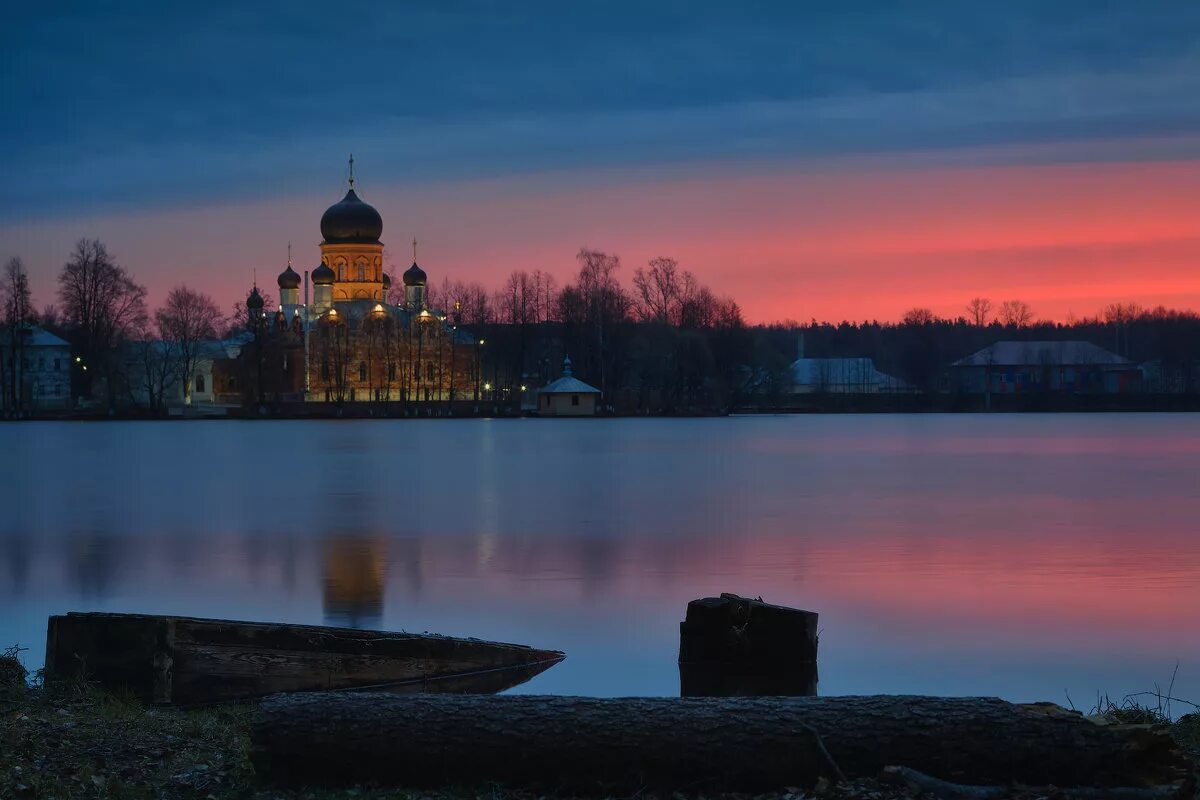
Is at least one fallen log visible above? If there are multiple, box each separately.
[251,694,1190,792]
[880,765,1183,800]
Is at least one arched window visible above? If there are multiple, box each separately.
[357,262,365,281]
[358,362,367,382]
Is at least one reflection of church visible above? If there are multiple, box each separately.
[322,536,386,628]
[237,161,478,404]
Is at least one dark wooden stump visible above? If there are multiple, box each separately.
[679,593,818,696]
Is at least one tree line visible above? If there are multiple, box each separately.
[5,239,1200,415]
[2,239,226,412]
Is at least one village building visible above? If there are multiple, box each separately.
[0,325,73,412]
[788,357,909,394]
[536,356,600,416]
[950,340,1142,394]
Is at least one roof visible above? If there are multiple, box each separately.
[539,376,600,394]
[24,326,70,348]
[789,357,903,387]
[953,341,1131,367]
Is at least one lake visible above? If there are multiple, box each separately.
[2,415,1198,710]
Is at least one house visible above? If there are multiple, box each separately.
[788,357,909,394]
[0,325,73,412]
[122,337,248,411]
[536,356,600,416]
[950,341,1141,394]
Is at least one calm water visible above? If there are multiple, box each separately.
[2,415,1199,708]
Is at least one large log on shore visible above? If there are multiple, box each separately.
[251,693,1190,792]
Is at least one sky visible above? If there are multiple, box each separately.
[4,2,1200,323]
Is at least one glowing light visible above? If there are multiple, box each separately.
[484,382,492,390]
[478,338,486,345]
[74,356,81,363]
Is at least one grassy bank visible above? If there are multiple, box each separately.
[2,652,1196,800]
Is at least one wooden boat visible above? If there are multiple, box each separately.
[45,612,564,705]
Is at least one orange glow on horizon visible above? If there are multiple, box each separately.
[7,145,1200,324]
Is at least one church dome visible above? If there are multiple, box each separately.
[320,188,383,244]
[312,263,335,286]
[382,272,392,291]
[246,287,264,309]
[403,262,427,286]
[277,265,301,290]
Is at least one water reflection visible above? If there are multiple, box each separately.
[679,663,819,697]
[323,536,386,628]
[2,416,1199,704]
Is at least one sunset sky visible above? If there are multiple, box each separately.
[5,2,1200,323]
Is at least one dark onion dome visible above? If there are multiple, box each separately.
[382,272,392,291]
[319,188,383,244]
[312,262,336,285]
[403,262,427,286]
[277,264,301,290]
[246,286,264,309]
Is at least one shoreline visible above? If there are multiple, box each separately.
[8,389,1200,422]
[2,677,1197,800]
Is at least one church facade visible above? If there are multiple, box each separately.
[233,167,479,406]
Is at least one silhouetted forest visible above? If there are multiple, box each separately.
[8,242,1200,414]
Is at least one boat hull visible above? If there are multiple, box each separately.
[45,612,564,705]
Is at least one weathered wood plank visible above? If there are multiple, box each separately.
[43,612,565,705]
[45,614,173,703]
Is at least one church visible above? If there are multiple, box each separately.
[232,162,479,406]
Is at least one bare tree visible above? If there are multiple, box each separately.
[155,286,222,404]
[998,299,1034,328]
[438,278,492,326]
[966,297,992,327]
[902,307,936,326]
[2,257,34,413]
[564,248,630,396]
[128,324,177,412]
[632,257,681,324]
[57,239,147,407]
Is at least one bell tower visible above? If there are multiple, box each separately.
[318,156,385,303]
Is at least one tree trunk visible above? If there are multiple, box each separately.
[251,694,1189,792]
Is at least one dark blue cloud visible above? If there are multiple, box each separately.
[5,1,1200,219]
